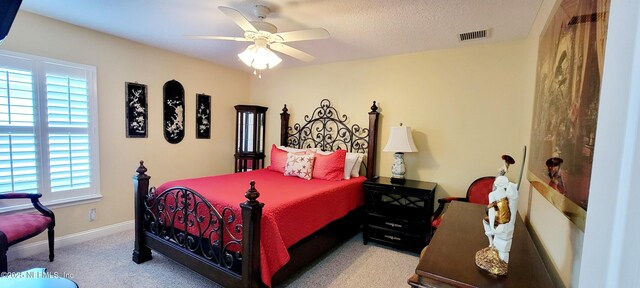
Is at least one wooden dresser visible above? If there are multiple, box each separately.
[408,201,554,288]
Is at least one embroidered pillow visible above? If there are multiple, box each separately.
[312,150,347,181]
[284,153,315,180]
[268,144,289,173]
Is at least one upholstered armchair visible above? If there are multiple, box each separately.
[0,192,55,273]
[431,176,495,231]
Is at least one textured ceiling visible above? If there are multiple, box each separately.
[19,0,542,72]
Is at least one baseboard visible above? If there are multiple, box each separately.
[6,220,134,261]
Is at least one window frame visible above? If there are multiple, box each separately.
[0,50,101,212]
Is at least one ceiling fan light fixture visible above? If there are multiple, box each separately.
[238,43,282,71]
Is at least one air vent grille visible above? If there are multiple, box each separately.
[568,12,606,26]
[459,30,487,42]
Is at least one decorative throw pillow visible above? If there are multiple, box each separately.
[268,144,289,173]
[284,153,315,180]
[312,150,347,181]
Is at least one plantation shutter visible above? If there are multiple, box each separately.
[0,51,100,211]
[0,56,38,194]
[44,63,91,193]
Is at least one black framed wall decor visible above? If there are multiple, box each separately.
[196,94,211,139]
[163,80,185,144]
[125,82,148,138]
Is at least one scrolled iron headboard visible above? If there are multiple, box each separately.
[279,99,379,179]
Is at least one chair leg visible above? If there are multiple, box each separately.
[0,232,7,273]
[48,226,54,262]
[0,251,6,274]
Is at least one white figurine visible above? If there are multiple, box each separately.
[476,175,519,275]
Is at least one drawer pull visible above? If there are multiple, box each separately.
[384,235,402,241]
[385,222,403,228]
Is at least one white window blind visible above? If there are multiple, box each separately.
[0,66,38,194]
[0,51,100,211]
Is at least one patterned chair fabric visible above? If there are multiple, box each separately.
[0,193,55,273]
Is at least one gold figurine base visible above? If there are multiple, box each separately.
[475,247,508,276]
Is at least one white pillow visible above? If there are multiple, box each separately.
[278,145,322,153]
[343,153,360,180]
[277,145,307,153]
[350,153,366,177]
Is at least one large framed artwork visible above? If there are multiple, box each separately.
[196,94,211,139]
[528,0,610,231]
[125,82,148,138]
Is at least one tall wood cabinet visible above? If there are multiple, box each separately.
[234,105,268,172]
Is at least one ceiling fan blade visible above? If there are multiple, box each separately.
[186,35,252,42]
[270,43,315,62]
[218,6,257,32]
[273,28,330,43]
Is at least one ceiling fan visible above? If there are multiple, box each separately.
[190,5,330,75]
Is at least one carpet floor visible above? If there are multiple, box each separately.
[9,230,419,287]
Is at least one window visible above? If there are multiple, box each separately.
[0,51,100,211]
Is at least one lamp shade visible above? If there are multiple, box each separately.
[237,41,282,70]
[383,125,418,153]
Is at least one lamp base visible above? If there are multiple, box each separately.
[390,152,407,183]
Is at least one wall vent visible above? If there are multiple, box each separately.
[568,12,606,26]
[459,29,488,42]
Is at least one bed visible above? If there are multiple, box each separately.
[132,99,380,287]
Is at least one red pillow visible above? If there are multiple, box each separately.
[312,150,347,181]
[268,144,288,173]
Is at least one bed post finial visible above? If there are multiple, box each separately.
[280,104,290,146]
[370,101,378,113]
[244,181,260,202]
[136,160,147,175]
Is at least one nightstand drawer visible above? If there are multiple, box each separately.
[367,213,426,235]
[366,191,430,220]
[366,226,425,250]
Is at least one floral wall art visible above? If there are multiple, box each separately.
[125,82,147,138]
[163,80,185,144]
[196,94,211,139]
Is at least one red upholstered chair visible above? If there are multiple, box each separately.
[431,176,495,231]
[0,192,55,273]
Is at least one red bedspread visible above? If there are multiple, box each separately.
[156,169,365,286]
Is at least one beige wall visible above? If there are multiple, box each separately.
[2,12,250,242]
[250,41,529,201]
[250,1,581,286]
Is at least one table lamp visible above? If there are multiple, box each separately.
[383,123,418,184]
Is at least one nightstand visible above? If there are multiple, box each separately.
[363,177,437,253]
